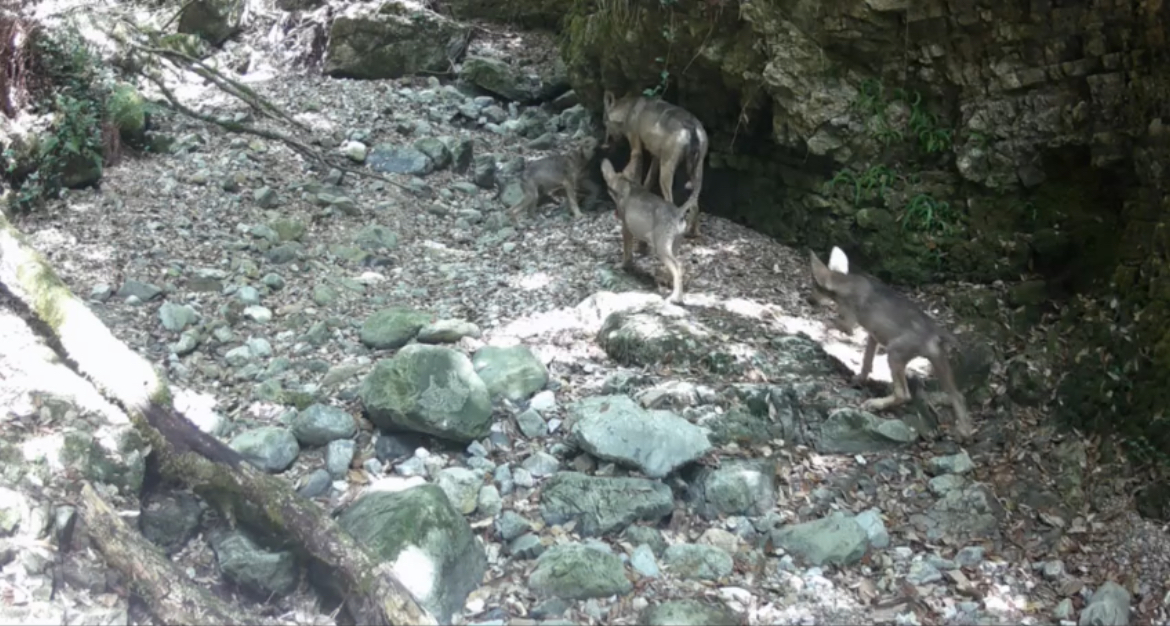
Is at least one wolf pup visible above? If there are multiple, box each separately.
[507,137,599,225]
[602,92,709,238]
[600,158,689,304]
[810,246,974,440]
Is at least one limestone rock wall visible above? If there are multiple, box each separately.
[553,0,1170,453]
[453,0,1170,466]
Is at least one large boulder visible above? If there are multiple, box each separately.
[359,344,493,442]
[527,543,632,600]
[539,472,673,537]
[567,394,710,479]
[439,0,573,29]
[459,55,570,104]
[324,1,471,79]
[359,306,431,350]
[471,345,548,403]
[335,485,487,623]
[177,0,244,46]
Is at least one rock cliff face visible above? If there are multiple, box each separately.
[523,0,1165,457]
[559,0,1152,285]
[438,0,1168,473]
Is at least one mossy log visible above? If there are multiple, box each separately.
[79,482,265,625]
[0,214,437,626]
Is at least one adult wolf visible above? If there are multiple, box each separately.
[602,91,708,238]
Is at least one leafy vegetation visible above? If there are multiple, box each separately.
[4,25,113,211]
[825,165,897,207]
[899,193,960,236]
[821,78,966,268]
[107,83,147,137]
[642,0,677,97]
[571,0,702,100]
[822,163,963,240]
[851,80,953,157]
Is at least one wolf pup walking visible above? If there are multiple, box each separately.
[600,158,689,304]
[602,92,708,238]
[507,137,599,225]
[809,246,974,440]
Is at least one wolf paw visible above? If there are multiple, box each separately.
[861,396,896,412]
[954,420,976,442]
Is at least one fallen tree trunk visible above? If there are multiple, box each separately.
[0,214,437,626]
[79,482,267,625]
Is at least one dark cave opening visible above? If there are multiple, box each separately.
[1025,144,1129,300]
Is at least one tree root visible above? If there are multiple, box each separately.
[0,214,437,625]
[79,482,269,625]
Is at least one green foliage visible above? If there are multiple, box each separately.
[821,78,968,271]
[7,26,108,211]
[575,0,641,54]
[573,0,701,100]
[909,102,952,154]
[852,78,886,118]
[851,79,955,157]
[42,93,101,160]
[871,122,903,147]
[825,165,898,207]
[899,193,960,236]
[1006,198,1039,226]
[107,83,146,135]
[642,66,671,97]
[642,3,677,98]
[822,162,966,264]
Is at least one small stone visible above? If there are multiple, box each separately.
[509,533,545,559]
[159,302,199,332]
[955,546,984,567]
[253,187,279,208]
[90,283,113,301]
[435,467,481,515]
[529,390,556,412]
[496,511,533,541]
[298,469,332,498]
[512,467,535,489]
[243,306,272,323]
[630,544,660,578]
[341,140,369,163]
[325,439,356,478]
[520,451,558,477]
[477,485,502,516]
[515,409,547,438]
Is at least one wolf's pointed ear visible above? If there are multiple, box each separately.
[603,91,616,111]
[828,246,850,275]
[809,251,832,288]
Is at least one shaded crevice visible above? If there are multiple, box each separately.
[1025,145,1128,300]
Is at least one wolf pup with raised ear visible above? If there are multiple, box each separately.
[507,137,599,225]
[809,246,974,440]
[600,158,689,304]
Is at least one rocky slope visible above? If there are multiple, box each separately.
[547,0,1170,481]
[0,1,1166,625]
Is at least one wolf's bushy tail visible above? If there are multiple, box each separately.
[679,124,708,236]
[680,125,708,215]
